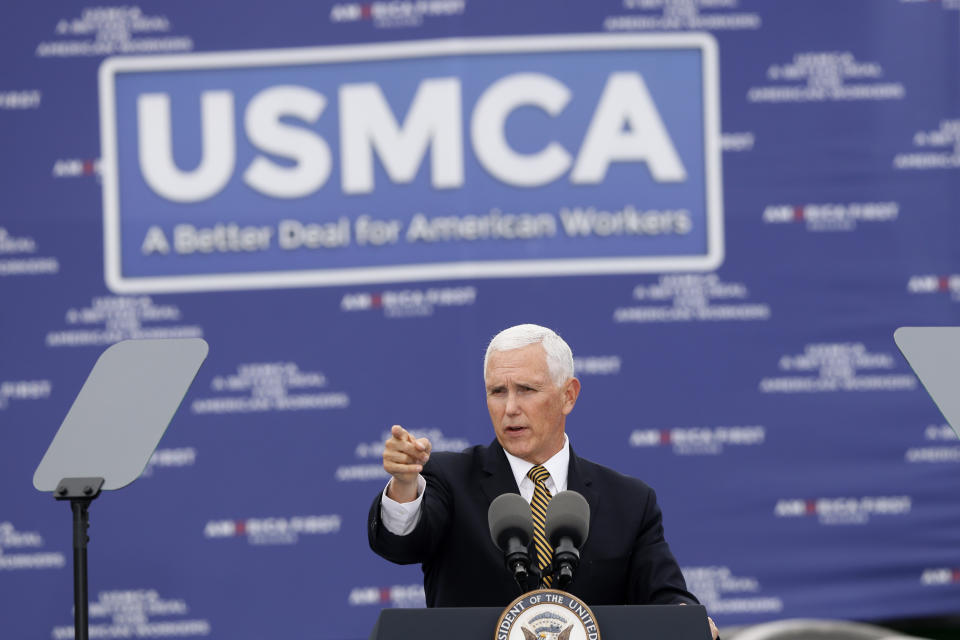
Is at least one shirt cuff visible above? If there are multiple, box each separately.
[380,475,426,536]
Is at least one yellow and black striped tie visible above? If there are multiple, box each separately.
[527,465,553,587]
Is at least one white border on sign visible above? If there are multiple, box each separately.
[99,33,723,294]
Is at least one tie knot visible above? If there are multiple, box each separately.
[527,465,550,484]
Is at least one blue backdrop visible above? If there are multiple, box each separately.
[2,2,960,638]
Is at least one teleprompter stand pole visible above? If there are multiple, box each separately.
[55,477,104,640]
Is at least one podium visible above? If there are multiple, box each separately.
[369,604,713,640]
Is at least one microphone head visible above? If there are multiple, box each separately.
[545,490,590,547]
[488,493,533,550]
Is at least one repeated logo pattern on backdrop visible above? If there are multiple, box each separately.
[2,2,959,639]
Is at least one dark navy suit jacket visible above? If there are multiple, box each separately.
[368,440,698,607]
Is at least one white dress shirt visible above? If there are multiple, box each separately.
[380,435,570,535]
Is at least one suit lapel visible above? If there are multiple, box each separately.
[479,440,600,532]
[480,439,521,503]
[566,447,600,540]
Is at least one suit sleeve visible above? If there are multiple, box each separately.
[368,459,454,565]
[627,487,699,605]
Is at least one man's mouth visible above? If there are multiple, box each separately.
[505,426,527,433]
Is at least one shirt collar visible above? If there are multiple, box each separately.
[503,434,570,493]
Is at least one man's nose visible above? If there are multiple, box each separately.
[505,391,521,415]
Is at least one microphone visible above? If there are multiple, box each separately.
[545,490,590,588]
[488,493,534,588]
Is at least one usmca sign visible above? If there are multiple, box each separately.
[99,34,722,293]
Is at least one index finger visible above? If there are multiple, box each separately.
[415,437,431,454]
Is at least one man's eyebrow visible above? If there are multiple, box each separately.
[495,380,543,390]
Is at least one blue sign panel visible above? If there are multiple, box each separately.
[99,34,722,293]
[6,3,960,638]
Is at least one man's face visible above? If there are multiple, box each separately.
[485,344,580,464]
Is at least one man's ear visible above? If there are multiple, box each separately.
[561,377,581,415]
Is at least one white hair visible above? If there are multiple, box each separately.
[483,324,574,386]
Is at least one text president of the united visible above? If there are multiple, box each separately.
[368,324,718,639]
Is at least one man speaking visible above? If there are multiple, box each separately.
[368,324,717,637]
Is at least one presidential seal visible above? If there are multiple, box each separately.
[494,589,600,640]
